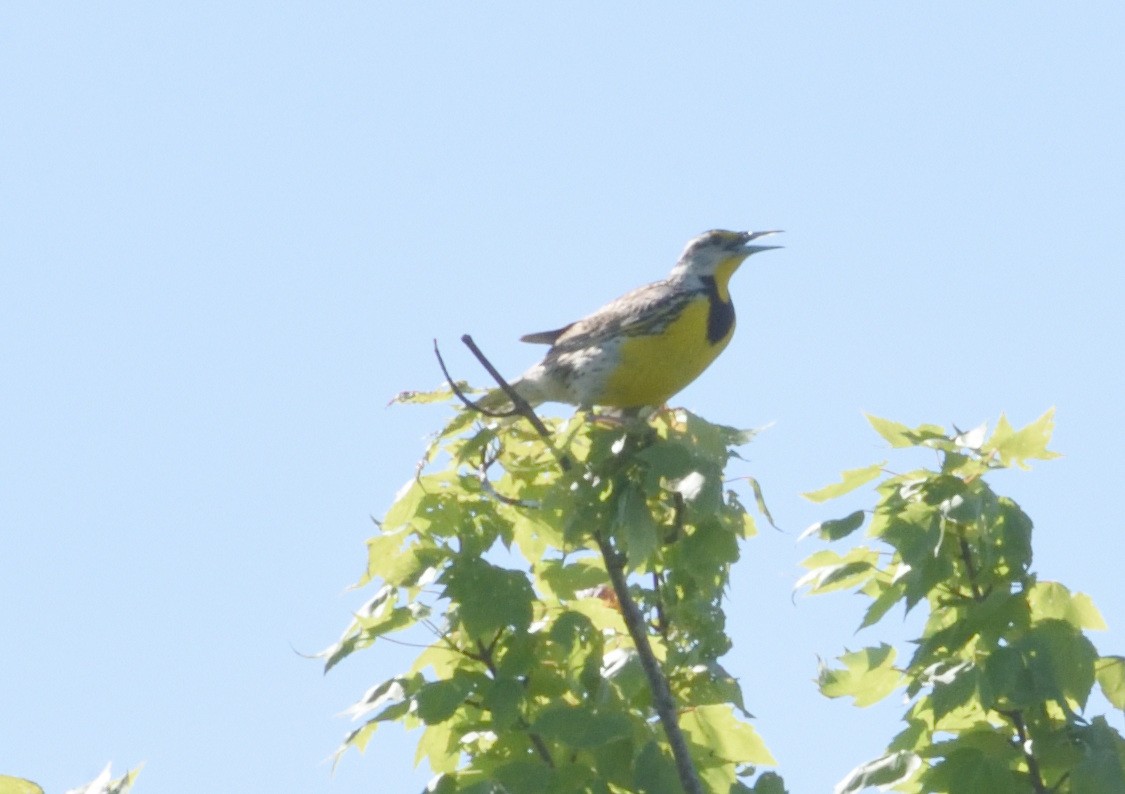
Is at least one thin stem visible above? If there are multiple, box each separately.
[957,533,986,602]
[651,570,669,639]
[475,638,556,769]
[1001,709,1048,793]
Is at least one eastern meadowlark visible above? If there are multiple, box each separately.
[482,229,781,411]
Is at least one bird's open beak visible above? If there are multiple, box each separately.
[742,229,783,254]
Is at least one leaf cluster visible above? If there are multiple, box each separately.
[801,410,1125,792]
[326,397,780,793]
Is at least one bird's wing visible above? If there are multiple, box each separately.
[544,279,677,349]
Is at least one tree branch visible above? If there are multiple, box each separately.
[594,531,702,794]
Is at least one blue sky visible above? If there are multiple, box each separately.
[3,4,1123,792]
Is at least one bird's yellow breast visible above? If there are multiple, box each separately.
[594,295,735,408]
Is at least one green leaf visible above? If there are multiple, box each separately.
[636,438,694,480]
[416,720,461,773]
[632,741,680,794]
[681,518,739,581]
[802,463,884,503]
[0,777,45,794]
[389,384,471,405]
[983,619,1098,711]
[750,771,788,794]
[724,490,759,539]
[928,661,980,722]
[865,415,914,447]
[866,415,948,448]
[679,704,776,766]
[920,743,1025,792]
[616,482,660,570]
[1095,656,1125,710]
[382,479,428,530]
[744,476,779,531]
[676,661,750,717]
[482,677,523,731]
[536,557,607,601]
[416,676,475,724]
[441,556,534,639]
[1069,716,1125,792]
[817,645,904,707]
[982,408,1061,469]
[859,577,906,629]
[1028,618,1099,709]
[340,674,420,723]
[796,548,879,595]
[800,509,865,541]
[336,719,380,763]
[1028,581,1107,630]
[530,704,631,749]
[491,761,556,794]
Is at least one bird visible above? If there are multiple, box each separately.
[479,229,781,411]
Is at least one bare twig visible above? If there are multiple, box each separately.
[432,338,516,418]
[432,336,571,471]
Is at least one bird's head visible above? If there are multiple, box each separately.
[669,229,782,291]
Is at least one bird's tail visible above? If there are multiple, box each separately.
[474,377,544,413]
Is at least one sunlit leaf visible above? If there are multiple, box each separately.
[865,415,914,447]
[802,463,885,503]
[866,415,948,449]
[1028,581,1107,630]
[982,408,1061,469]
[415,720,460,773]
[679,704,776,766]
[796,548,879,595]
[859,577,906,629]
[389,384,474,405]
[817,645,904,707]
[1096,656,1125,710]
